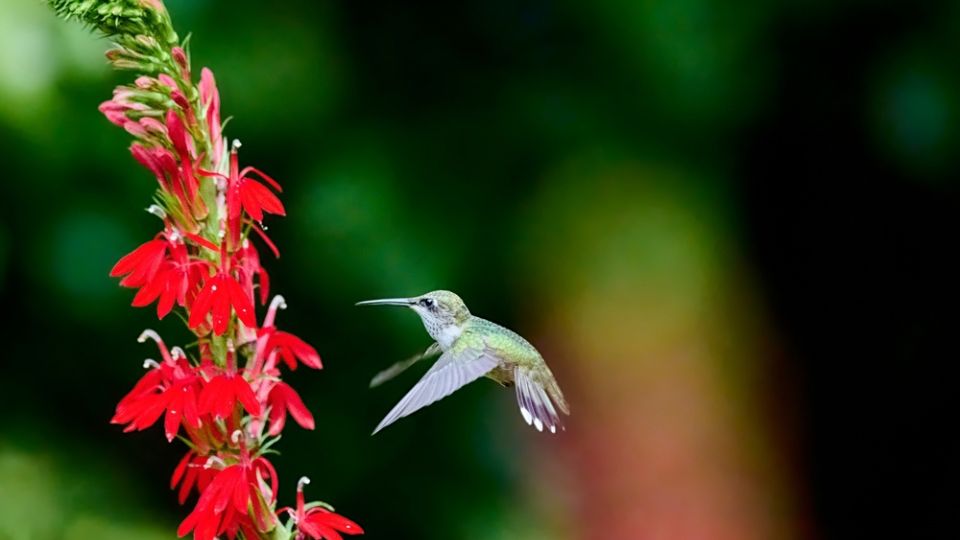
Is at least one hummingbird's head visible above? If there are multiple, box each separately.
[356,290,471,348]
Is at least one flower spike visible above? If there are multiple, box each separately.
[48,0,362,537]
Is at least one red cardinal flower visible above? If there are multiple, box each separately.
[266,381,314,435]
[225,149,285,223]
[111,331,201,442]
[261,329,323,371]
[189,271,256,335]
[233,239,270,306]
[177,453,278,540]
[284,478,363,540]
[111,238,168,288]
[132,239,207,318]
[171,451,218,504]
[199,373,262,419]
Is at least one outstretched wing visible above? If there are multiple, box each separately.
[369,343,442,388]
[372,345,498,434]
[514,367,566,433]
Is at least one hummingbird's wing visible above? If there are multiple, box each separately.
[372,346,499,434]
[369,343,442,388]
[514,367,565,433]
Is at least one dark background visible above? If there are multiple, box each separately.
[0,0,957,538]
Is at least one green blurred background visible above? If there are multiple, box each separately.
[1,0,957,538]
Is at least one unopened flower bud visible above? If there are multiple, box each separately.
[171,47,189,77]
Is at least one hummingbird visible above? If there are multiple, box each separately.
[356,290,570,434]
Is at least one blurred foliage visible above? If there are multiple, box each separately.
[1,0,958,538]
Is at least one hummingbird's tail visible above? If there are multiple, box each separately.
[544,370,570,416]
[514,366,569,433]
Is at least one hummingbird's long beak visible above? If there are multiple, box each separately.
[355,297,415,307]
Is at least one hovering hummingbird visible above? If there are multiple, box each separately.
[357,290,570,434]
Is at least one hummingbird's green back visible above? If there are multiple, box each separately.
[456,316,569,417]
[456,316,542,365]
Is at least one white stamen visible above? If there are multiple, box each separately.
[203,456,226,469]
[168,229,181,243]
[297,476,311,491]
[170,346,186,359]
[269,295,287,312]
[520,407,533,425]
[146,205,166,219]
[231,430,243,443]
[142,359,160,369]
[138,329,162,344]
[232,139,242,150]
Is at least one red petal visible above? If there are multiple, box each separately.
[171,451,192,489]
[198,376,225,418]
[157,282,177,319]
[279,332,322,369]
[132,267,168,307]
[183,232,220,252]
[166,109,189,157]
[257,268,270,305]
[111,239,166,283]
[239,166,283,192]
[176,507,200,537]
[188,278,216,329]
[182,387,201,428]
[178,463,198,503]
[238,182,264,222]
[133,394,168,430]
[130,143,163,180]
[228,183,242,220]
[251,224,280,259]
[210,279,232,335]
[267,399,286,436]
[164,402,181,442]
[227,275,257,328]
[280,383,314,430]
[233,377,262,417]
[231,476,249,514]
[240,180,286,220]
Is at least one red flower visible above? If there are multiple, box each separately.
[236,240,270,305]
[111,238,167,288]
[189,271,256,335]
[260,328,322,371]
[171,451,217,504]
[132,240,207,318]
[177,455,278,540]
[111,332,201,442]
[199,373,262,419]
[284,478,363,540]
[130,143,184,199]
[266,381,314,435]
[227,150,285,223]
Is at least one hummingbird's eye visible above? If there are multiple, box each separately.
[420,298,435,309]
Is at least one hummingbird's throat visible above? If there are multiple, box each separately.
[426,322,463,350]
